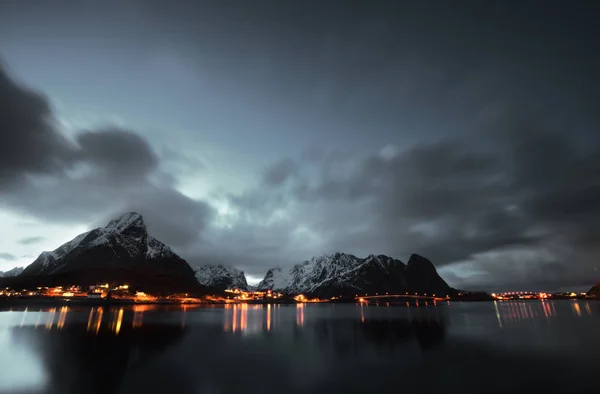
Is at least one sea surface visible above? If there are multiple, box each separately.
[0,300,599,394]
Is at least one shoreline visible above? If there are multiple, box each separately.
[0,296,596,310]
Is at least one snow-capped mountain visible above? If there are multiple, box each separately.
[256,253,453,298]
[0,266,24,277]
[19,212,201,292]
[257,267,290,291]
[194,264,249,291]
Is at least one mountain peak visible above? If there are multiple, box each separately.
[194,264,249,291]
[407,254,435,270]
[106,212,145,232]
[257,252,453,297]
[20,212,199,292]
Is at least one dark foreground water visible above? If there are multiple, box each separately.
[0,300,599,394]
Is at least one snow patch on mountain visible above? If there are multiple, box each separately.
[258,253,387,294]
[106,212,144,232]
[257,267,290,291]
[194,264,249,291]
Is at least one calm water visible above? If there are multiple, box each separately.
[0,300,599,394]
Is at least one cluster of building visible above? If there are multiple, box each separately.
[224,288,284,301]
[0,283,203,304]
[0,285,85,298]
[491,291,594,300]
[293,294,323,303]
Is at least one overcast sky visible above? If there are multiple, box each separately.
[1,1,599,291]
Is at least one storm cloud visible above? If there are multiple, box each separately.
[0,1,599,290]
[0,64,214,264]
[0,253,16,261]
[17,236,46,245]
[0,62,74,187]
[219,107,600,290]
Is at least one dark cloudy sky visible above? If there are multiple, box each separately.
[1,1,599,291]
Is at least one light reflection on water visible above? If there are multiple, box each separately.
[485,299,594,328]
[0,301,599,394]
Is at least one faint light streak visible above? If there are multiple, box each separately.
[35,312,41,329]
[45,308,56,330]
[572,302,582,317]
[57,306,68,330]
[132,306,144,329]
[542,301,553,319]
[493,301,503,328]
[223,306,230,331]
[360,303,365,323]
[95,307,104,335]
[20,308,28,327]
[585,302,592,316]
[87,308,95,331]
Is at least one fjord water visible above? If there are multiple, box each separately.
[0,301,599,394]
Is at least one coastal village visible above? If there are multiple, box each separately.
[0,283,597,306]
[0,283,326,305]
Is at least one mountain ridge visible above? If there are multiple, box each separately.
[5,213,454,297]
[0,266,24,278]
[194,264,249,291]
[14,212,203,294]
[256,252,454,298]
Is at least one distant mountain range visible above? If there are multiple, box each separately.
[256,253,454,298]
[2,212,454,298]
[0,266,24,278]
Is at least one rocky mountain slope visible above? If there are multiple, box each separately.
[13,212,203,294]
[194,264,249,291]
[257,253,454,298]
[0,266,24,277]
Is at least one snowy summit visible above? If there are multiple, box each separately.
[19,212,198,293]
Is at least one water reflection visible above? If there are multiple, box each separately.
[57,306,68,330]
[44,308,56,330]
[224,304,278,335]
[12,318,187,393]
[87,307,104,334]
[572,301,582,317]
[360,302,365,323]
[296,303,305,327]
[1,302,600,394]
[491,300,594,327]
[585,302,593,316]
[6,305,448,394]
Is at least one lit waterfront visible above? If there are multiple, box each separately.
[1,300,600,393]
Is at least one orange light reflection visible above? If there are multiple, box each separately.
[296,303,305,327]
[87,308,95,331]
[360,303,365,323]
[57,306,68,330]
[95,307,104,335]
[232,304,237,332]
[114,308,124,335]
[266,304,271,332]
[45,308,56,330]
